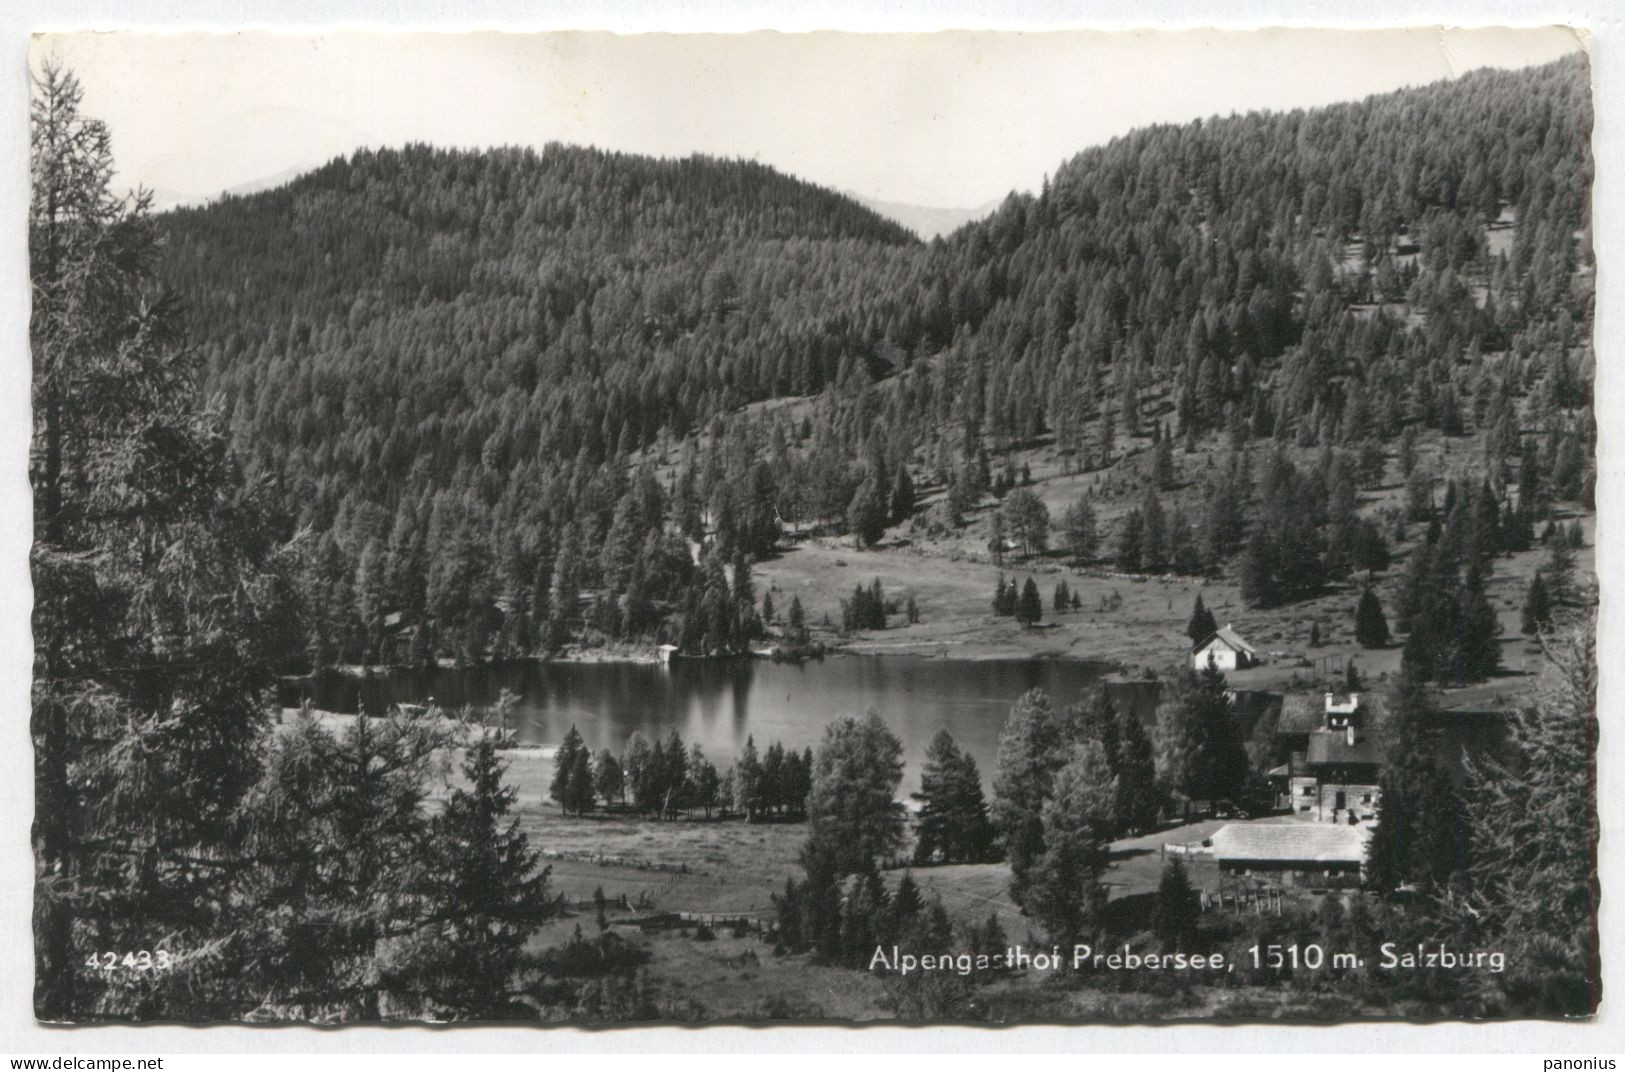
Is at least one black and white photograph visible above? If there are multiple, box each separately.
[22,22,1601,1031]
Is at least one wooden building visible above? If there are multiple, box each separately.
[1208,822,1371,888]
[1272,691,1383,822]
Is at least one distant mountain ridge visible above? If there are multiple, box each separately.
[848,193,1001,240]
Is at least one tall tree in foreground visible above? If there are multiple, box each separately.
[991,689,1068,907]
[1365,670,1468,892]
[1029,741,1116,946]
[1460,621,1598,1015]
[235,707,452,1021]
[406,732,558,1019]
[30,59,299,1020]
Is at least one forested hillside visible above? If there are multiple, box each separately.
[157,55,1594,671]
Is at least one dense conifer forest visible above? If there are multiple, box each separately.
[154,57,1592,674]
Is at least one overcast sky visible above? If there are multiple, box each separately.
[32,27,1584,210]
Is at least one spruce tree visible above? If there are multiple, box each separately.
[805,710,906,874]
[1063,496,1099,566]
[991,572,1010,616]
[1544,538,1578,607]
[30,61,300,1019]
[992,689,1066,907]
[594,750,624,806]
[786,595,809,645]
[1016,576,1044,625]
[1453,563,1502,682]
[1113,704,1162,835]
[1462,623,1598,1015]
[412,734,557,1019]
[913,730,993,864]
[1365,670,1469,891]
[1185,593,1218,646]
[1152,858,1200,952]
[1354,587,1391,648]
[1030,742,1116,946]
[550,725,589,815]
[1521,572,1553,635]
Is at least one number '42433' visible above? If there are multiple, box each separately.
[85,950,173,973]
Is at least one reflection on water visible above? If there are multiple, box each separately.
[286,656,1154,793]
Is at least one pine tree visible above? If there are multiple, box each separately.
[992,689,1066,907]
[1461,622,1598,1015]
[1113,703,1162,835]
[1185,593,1218,646]
[566,746,596,816]
[1002,487,1050,559]
[889,465,916,524]
[1543,538,1578,607]
[550,725,590,815]
[805,710,905,874]
[847,476,888,549]
[912,730,993,865]
[891,871,925,931]
[1157,666,1246,811]
[239,709,452,1021]
[786,595,809,645]
[1366,670,1469,891]
[1030,742,1116,946]
[992,572,1010,616]
[411,734,557,1019]
[1016,576,1044,625]
[1521,572,1553,635]
[30,60,300,1019]
[1453,563,1502,682]
[1152,858,1200,952]
[594,750,625,806]
[736,736,763,821]
[1063,496,1099,566]
[1354,587,1391,648]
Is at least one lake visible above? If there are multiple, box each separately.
[286,656,1156,794]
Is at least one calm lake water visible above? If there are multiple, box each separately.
[287,657,1156,794]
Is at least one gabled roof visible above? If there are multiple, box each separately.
[1274,692,1388,737]
[1195,624,1256,656]
[1306,731,1382,767]
[1209,822,1371,865]
[1276,694,1321,735]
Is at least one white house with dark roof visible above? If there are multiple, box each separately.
[1191,623,1259,671]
